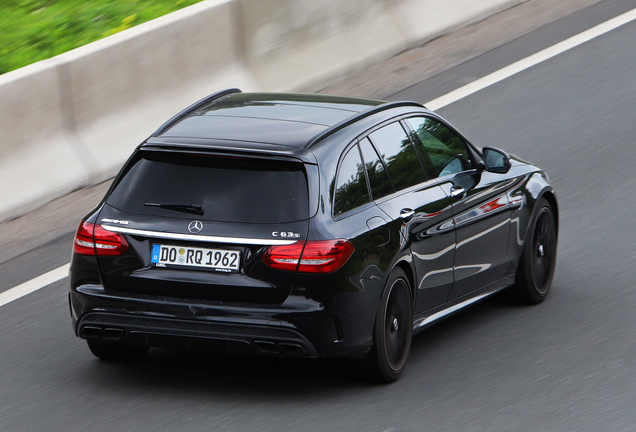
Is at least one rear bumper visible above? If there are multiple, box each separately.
[77,311,319,357]
[70,284,376,359]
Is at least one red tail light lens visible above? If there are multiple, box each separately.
[263,240,354,274]
[73,221,129,256]
[73,221,97,255]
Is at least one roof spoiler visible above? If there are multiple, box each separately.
[304,101,425,148]
[152,88,242,137]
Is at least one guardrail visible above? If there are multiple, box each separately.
[0,0,523,222]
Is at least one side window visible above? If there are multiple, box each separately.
[333,144,370,216]
[359,138,393,201]
[368,122,427,192]
[406,117,472,178]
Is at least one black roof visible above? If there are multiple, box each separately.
[154,91,384,147]
[149,90,425,150]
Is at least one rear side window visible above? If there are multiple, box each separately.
[333,144,370,216]
[107,151,309,223]
[368,122,427,191]
[406,117,472,178]
[359,138,393,201]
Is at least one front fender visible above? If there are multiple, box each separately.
[506,171,557,274]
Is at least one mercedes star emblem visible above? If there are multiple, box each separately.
[188,220,203,234]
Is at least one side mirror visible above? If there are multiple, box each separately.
[482,147,511,174]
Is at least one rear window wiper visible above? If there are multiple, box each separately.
[144,202,204,215]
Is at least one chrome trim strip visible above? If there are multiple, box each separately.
[100,225,298,246]
[413,291,494,329]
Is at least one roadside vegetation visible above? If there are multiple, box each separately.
[0,0,205,75]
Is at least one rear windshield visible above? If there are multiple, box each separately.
[107,151,309,223]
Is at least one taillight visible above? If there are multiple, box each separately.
[263,240,354,274]
[73,221,129,256]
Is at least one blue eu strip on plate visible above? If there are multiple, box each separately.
[151,244,161,263]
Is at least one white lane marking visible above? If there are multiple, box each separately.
[3,8,636,310]
[426,7,636,110]
[0,264,69,308]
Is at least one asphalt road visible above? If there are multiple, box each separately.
[2,0,636,430]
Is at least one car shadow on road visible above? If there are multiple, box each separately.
[75,293,531,398]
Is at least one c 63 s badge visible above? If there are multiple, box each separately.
[272,231,301,238]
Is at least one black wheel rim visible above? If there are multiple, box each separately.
[384,279,411,371]
[531,207,556,294]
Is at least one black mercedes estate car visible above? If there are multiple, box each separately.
[69,89,558,382]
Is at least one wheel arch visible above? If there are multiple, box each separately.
[519,187,558,248]
[394,260,416,305]
[538,190,559,233]
[512,187,558,304]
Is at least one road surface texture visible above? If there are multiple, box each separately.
[1,0,636,430]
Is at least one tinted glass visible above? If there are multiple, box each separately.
[359,138,393,200]
[107,152,309,223]
[407,117,472,178]
[368,122,427,191]
[333,145,370,216]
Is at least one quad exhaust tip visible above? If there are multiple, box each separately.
[79,326,124,341]
[254,340,307,356]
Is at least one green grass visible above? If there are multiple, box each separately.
[0,0,205,75]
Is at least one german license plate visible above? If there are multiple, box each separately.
[151,244,240,273]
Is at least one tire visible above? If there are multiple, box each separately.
[513,198,558,304]
[87,340,149,361]
[364,268,413,383]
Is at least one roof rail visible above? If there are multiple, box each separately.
[304,100,425,148]
[152,88,242,137]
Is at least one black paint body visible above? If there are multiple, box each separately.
[69,91,558,359]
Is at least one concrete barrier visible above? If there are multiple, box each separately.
[0,0,524,222]
[239,0,410,91]
[0,62,93,220]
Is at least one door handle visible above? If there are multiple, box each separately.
[450,185,465,199]
[400,208,415,221]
